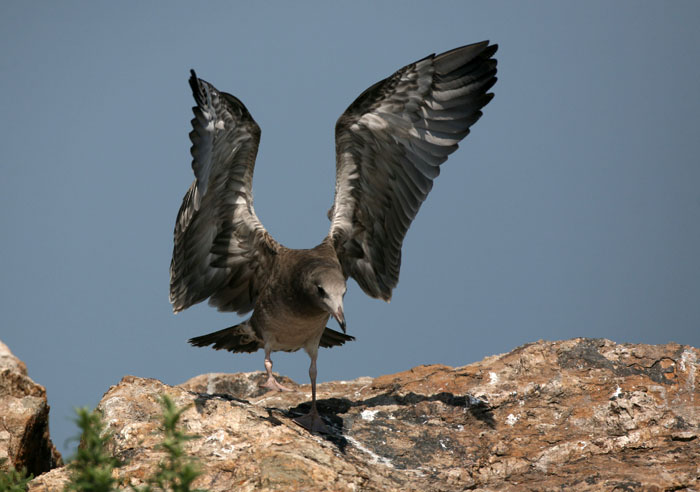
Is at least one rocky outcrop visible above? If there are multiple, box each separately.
[0,340,62,476]
[28,338,699,491]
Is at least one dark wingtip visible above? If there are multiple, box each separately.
[188,69,201,99]
[483,43,499,59]
[187,335,209,347]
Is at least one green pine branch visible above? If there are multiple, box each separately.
[57,394,206,492]
[0,459,33,492]
[64,407,120,492]
[133,395,205,492]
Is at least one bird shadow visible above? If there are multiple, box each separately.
[190,391,350,449]
[283,390,495,453]
[190,389,494,454]
[193,391,251,408]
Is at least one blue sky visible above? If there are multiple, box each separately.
[1,1,699,457]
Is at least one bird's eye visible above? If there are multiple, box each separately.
[317,285,326,297]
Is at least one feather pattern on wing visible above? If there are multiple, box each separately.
[330,41,498,301]
[169,70,279,315]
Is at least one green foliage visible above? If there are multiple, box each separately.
[61,395,205,492]
[133,395,204,492]
[64,407,120,492]
[0,459,33,492]
[1,398,203,492]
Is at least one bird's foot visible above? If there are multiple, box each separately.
[260,376,294,392]
[293,409,330,434]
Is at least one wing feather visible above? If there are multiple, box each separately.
[170,70,279,315]
[330,42,498,300]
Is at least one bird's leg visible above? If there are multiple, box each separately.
[293,352,330,433]
[260,347,293,392]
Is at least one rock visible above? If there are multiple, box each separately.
[0,340,62,476]
[28,338,699,491]
[181,371,300,400]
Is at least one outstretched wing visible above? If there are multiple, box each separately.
[330,41,498,301]
[170,70,280,315]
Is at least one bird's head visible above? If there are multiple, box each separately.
[308,268,347,332]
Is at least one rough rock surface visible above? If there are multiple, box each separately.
[29,338,698,491]
[0,340,62,476]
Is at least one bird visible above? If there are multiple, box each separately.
[170,41,498,433]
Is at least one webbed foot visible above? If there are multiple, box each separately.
[293,408,330,434]
[260,376,294,392]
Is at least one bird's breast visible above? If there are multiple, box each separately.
[259,311,330,352]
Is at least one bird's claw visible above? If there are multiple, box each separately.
[293,410,330,434]
[260,377,294,392]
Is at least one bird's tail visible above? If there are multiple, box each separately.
[188,322,262,353]
[319,327,356,348]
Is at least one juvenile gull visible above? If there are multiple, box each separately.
[170,41,498,433]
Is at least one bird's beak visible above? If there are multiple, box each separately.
[333,307,346,333]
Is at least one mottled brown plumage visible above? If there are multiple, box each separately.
[171,41,498,432]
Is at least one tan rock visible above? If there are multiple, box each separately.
[28,338,699,491]
[0,340,62,476]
